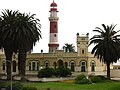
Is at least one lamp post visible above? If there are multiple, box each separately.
[5,60,12,90]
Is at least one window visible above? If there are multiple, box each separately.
[70,61,76,71]
[13,61,16,72]
[81,38,85,40]
[57,60,63,67]
[54,34,57,37]
[32,62,36,70]
[82,50,84,54]
[45,60,50,68]
[29,62,32,70]
[45,63,49,68]
[81,61,86,72]
[71,62,75,71]
[91,61,95,72]
[2,62,5,70]
[29,61,39,71]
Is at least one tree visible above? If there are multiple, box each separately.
[63,43,75,52]
[0,10,19,80]
[89,24,120,80]
[16,12,41,79]
[0,9,41,80]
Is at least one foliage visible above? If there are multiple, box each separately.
[75,74,86,82]
[38,67,71,78]
[75,74,91,84]
[22,86,38,90]
[89,75,104,83]
[97,75,106,80]
[77,78,92,84]
[6,82,23,90]
[0,9,41,79]
[63,43,75,52]
[38,68,55,78]
[55,66,72,77]
[89,24,120,79]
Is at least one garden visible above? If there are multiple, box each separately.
[1,74,120,90]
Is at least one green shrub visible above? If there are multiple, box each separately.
[97,75,106,80]
[78,78,91,84]
[38,68,55,78]
[75,74,86,82]
[6,82,23,90]
[89,75,103,83]
[22,86,38,90]
[38,67,71,78]
[75,74,91,84]
[55,66,71,77]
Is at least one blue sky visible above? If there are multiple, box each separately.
[1,0,120,53]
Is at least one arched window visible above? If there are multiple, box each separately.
[57,59,63,67]
[80,61,86,72]
[45,60,50,68]
[29,60,39,71]
[82,50,84,54]
[2,62,5,70]
[70,60,76,71]
[91,60,96,72]
[13,60,16,72]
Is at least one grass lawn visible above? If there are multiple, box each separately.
[1,80,120,90]
[20,80,120,90]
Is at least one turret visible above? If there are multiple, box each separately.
[76,33,89,56]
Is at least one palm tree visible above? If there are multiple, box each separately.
[89,24,120,80]
[0,9,41,80]
[16,12,41,79]
[63,43,75,52]
[0,10,19,80]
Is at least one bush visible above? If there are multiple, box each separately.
[6,82,23,90]
[97,75,106,80]
[75,74,86,81]
[38,68,55,78]
[75,74,91,84]
[78,78,92,84]
[55,66,71,77]
[89,75,104,83]
[38,67,72,78]
[22,86,38,90]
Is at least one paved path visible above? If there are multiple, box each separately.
[1,76,75,82]
[111,78,120,81]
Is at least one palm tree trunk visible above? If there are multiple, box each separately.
[4,49,13,80]
[18,49,27,80]
[106,62,110,80]
[18,53,21,75]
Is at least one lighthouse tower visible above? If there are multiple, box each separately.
[48,0,59,53]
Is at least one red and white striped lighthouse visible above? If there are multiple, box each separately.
[48,0,59,53]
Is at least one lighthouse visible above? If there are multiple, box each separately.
[48,0,59,53]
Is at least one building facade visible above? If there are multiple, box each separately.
[0,33,107,77]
